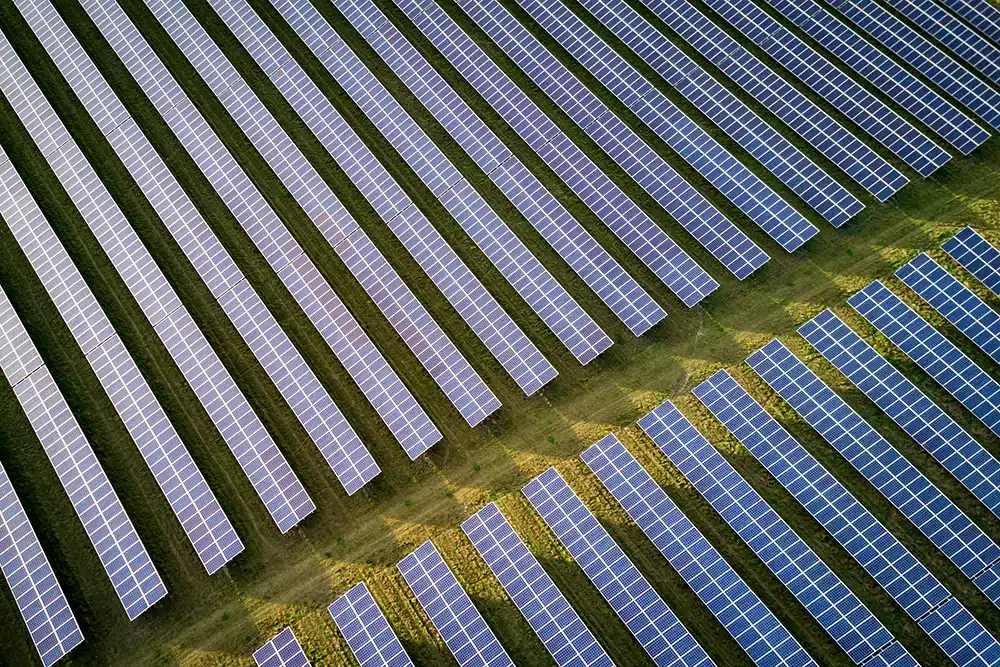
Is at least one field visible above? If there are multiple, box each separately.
[0,0,998,663]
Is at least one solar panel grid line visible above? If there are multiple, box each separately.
[397,540,515,667]
[746,339,1000,582]
[0,458,84,667]
[896,253,1000,366]
[935,0,1000,44]
[848,280,1000,437]
[460,502,617,667]
[942,227,1000,297]
[253,627,311,667]
[455,0,771,281]
[204,0,558,397]
[395,0,720,308]
[143,0,502,426]
[827,0,1000,132]
[581,434,819,667]
[637,401,900,665]
[757,0,989,153]
[675,0,951,177]
[797,309,1000,521]
[580,0,893,213]
[328,582,415,667]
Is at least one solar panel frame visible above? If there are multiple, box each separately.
[942,227,1000,297]
[253,627,310,667]
[329,582,415,667]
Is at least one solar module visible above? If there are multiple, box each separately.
[455,0,770,281]
[581,435,817,667]
[392,0,719,308]
[916,597,1000,666]
[254,627,310,667]
[461,502,616,667]
[798,309,1000,520]
[524,467,716,667]
[0,28,316,534]
[397,540,514,667]
[581,0,894,210]
[943,227,1000,297]
[143,0,501,426]
[0,457,83,667]
[897,253,1000,366]
[513,0,820,252]
[77,0,441,459]
[849,280,1000,437]
[936,0,1000,44]
[637,401,900,665]
[329,582,415,667]
[0,292,166,621]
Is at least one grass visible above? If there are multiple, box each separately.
[0,0,997,664]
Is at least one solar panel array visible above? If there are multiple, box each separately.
[456,0,771,281]
[798,309,1000,520]
[580,0,893,211]
[397,540,514,667]
[268,0,612,365]
[0,456,83,667]
[943,227,1000,297]
[80,0,440,460]
[0,283,166,621]
[897,253,1000,365]
[513,0,820,252]
[461,502,615,667]
[638,401,900,665]
[253,627,310,667]
[937,0,1000,44]
[524,467,716,667]
[392,0,719,308]
[581,434,817,667]
[329,582,415,667]
[849,280,1000,436]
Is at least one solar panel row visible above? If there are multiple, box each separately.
[329,582,415,667]
[456,0,771,280]
[393,0,720,308]
[937,0,1000,44]
[254,627,310,667]
[943,227,1000,297]
[79,0,442,459]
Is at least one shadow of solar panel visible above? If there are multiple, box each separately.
[943,227,1000,297]
[329,582,415,667]
[253,627,310,667]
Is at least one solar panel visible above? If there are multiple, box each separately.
[667,0,950,177]
[461,502,616,667]
[78,0,442,460]
[144,0,501,426]
[0,29,316,534]
[936,0,1000,44]
[524,467,715,667]
[329,582,415,667]
[393,0,719,308]
[0,291,166,620]
[754,0,988,153]
[397,540,514,667]
[943,227,1000,297]
[254,627,310,667]
[747,339,1000,588]
[581,435,817,667]
[896,253,1000,366]
[580,0,894,210]
[637,401,900,664]
[455,0,770,281]
[0,457,83,666]
[916,597,1000,666]
[513,0,819,252]
[849,280,1000,437]
[798,309,1000,520]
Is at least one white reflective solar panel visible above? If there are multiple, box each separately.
[943,227,1000,297]
[329,582,415,667]
[254,627,310,667]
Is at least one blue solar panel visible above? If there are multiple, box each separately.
[581,434,818,667]
[747,339,1000,587]
[917,597,1000,667]
[943,227,1000,297]
[849,280,1000,437]
[637,401,898,664]
[254,627,310,667]
[937,0,1000,44]
[798,310,1000,520]
[897,254,1000,366]
[455,0,769,280]
[583,0,895,209]
[329,582,414,667]
[461,503,615,667]
[398,541,514,667]
[523,467,716,667]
